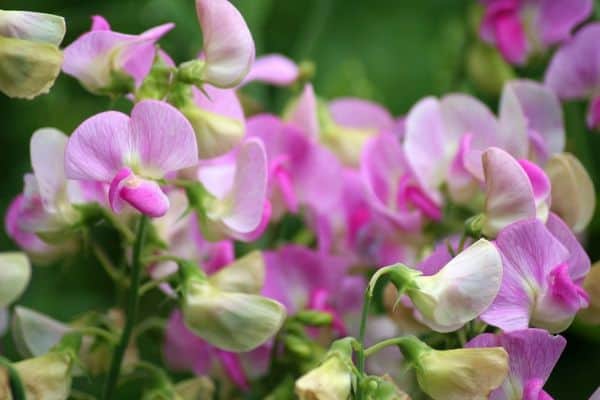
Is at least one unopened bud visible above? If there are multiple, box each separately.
[295,310,334,327]
[0,252,31,308]
[580,262,600,325]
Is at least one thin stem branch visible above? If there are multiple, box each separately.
[92,243,129,287]
[102,216,148,400]
[356,289,372,400]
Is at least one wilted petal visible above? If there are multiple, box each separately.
[196,0,254,88]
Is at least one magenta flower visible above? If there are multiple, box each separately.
[362,132,442,231]
[467,329,566,400]
[63,16,173,94]
[65,100,198,218]
[481,216,590,332]
[246,114,343,220]
[480,0,592,64]
[195,0,254,88]
[545,23,600,130]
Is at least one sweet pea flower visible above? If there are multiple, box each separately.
[194,138,269,241]
[481,217,590,333]
[467,329,566,400]
[373,239,503,333]
[195,0,254,88]
[481,147,550,237]
[0,10,65,99]
[362,132,442,232]
[65,100,198,218]
[242,54,300,87]
[63,15,173,94]
[545,23,600,130]
[246,114,343,220]
[480,0,592,65]
[6,128,103,259]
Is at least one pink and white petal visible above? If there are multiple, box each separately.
[30,128,68,210]
[287,84,319,139]
[328,98,395,132]
[518,159,551,203]
[65,111,131,182]
[538,0,593,45]
[221,139,268,233]
[498,82,530,159]
[196,0,255,88]
[5,195,54,255]
[404,97,447,196]
[119,177,170,218]
[193,85,244,122]
[130,100,198,175]
[482,147,537,237]
[242,54,299,86]
[198,162,236,200]
[504,80,565,161]
[544,23,600,99]
[546,213,591,282]
[90,15,111,31]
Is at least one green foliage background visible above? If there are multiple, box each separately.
[0,0,599,398]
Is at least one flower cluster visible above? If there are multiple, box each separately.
[1,1,600,399]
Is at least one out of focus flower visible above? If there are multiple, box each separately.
[396,335,508,400]
[372,239,502,332]
[545,153,595,233]
[467,328,566,400]
[482,217,590,332]
[579,262,600,324]
[65,100,198,218]
[195,0,254,88]
[242,54,299,87]
[192,138,269,241]
[63,15,173,95]
[479,0,592,64]
[0,10,65,99]
[481,147,550,237]
[545,23,600,130]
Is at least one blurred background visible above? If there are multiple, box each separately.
[1,0,599,397]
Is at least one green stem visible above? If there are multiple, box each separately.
[72,326,118,344]
[92,243,129,287]
[356,289,372,400]
[102,216,148,400]
[364,337,411,358]
[0,356,26,400]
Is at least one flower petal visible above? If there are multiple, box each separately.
[287,84,319,139]
[538,0,592,44]
[30,128,68,211]
[0,10,65,45]
[196,0,255,88]
[242,54,299,86]
[328,98,395,133]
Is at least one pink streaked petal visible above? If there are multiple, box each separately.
[65,110,131,182]
[518,159,551,202]
[503,80,565,161]
[288,84,319,139]
[482,148,537,236]
[498,81,530,159]
[130,100,198,175]
[30,128,68,210]
[403,97,447,194]
[163,311,212,374]
[495,10,528,64]
[544,23,600,99]
[547,263,589,312]
[538,0,593,45]
[228,200,271,242]
[546,213,590,282]
[196,0,255,88]
[328,98,395,132]
[119,176,170,218]
[90,15,110,31]
[242,54,299,86]
[221,139,268,233]
[108,167,133,214]
[193,85,244,122]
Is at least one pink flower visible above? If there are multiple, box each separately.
[242,54,300,87]
[65,100,198,218]
[480,0,592,64]
[545,23,600,130]
[481,216,590,333]
[196,0,254,88]
[467,329,566,400]
[63,15,174,94]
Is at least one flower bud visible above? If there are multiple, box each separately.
[580,262,600,324]
[181,103,245,159]
[363,375,411,400]
[545,153,595,233]
[180,264,285,352]
[397,336,508,400]
[0,36,63,99]
[0,252,31,308]
[295,338,355,400]
[208,250,264,294]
